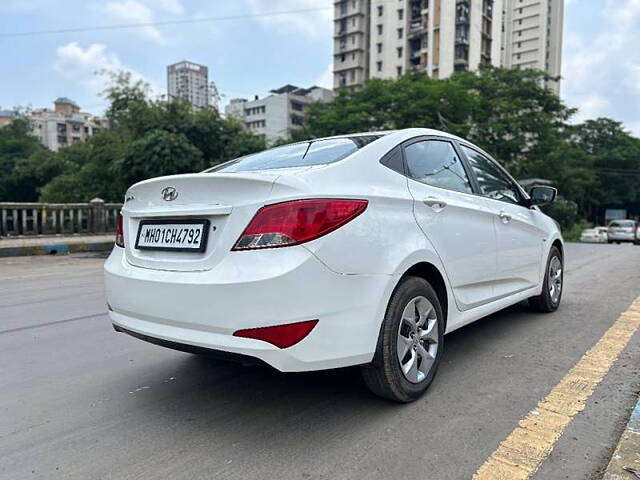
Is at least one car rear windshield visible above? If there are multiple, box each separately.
[611,220,635,227]
[204,136,382,173]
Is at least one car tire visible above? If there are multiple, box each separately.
[529,246,563,313]
[361,276,444,403]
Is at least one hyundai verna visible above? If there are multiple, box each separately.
[105,128,563,402]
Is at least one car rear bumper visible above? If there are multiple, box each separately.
[608,233,635,242]
[104,247,395,372]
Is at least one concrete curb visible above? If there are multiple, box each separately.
[0,241,113,257]
[602,396,640,479]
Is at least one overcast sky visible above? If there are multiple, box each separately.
[1,0,638,135]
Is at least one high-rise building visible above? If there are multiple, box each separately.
[501,0,564,93]
[333,0,562,91]
[226,85,335,143]
[167,61,211,110]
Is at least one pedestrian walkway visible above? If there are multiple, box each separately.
[602,395,640,480]
[0,234,114,257]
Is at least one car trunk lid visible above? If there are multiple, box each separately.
[122,172,294,272]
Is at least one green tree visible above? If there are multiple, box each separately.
[0,119,63,201]
[121,130,203,187]
[39,130,128,203]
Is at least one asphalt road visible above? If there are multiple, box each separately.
[1,243,639,480]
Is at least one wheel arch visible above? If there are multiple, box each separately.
[401,262,449,331]
[551,238,564,258]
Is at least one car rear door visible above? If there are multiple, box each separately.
[459,144,546,298]
[402,137,498,311]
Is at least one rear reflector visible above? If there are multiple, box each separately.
[233,320,319,349]
[232,198,368,250]
[115,213,124,248]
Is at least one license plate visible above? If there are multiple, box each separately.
[135,219,210,252]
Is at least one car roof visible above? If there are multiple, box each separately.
[303,128,465,143]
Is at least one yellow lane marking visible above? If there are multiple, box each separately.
[473,297,640,480]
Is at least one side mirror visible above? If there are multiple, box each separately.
[529,186,557,207]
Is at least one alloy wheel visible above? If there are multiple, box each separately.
[396,296,439,384]
[548,256,562,304]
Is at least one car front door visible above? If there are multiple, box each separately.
[403,137,498,311]
[460,144,546,298]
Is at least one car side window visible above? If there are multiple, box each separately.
[461,145,522,205]
[404,140,472,194]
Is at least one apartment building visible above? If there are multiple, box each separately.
[28,98,107,152]
[0,110,18,128]
[502,0,564,93]
[333,0,562,90]
[226,85,335,143]
[167,60,212,110]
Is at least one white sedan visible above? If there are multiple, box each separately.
[580,227,608,243]
[105,128,563,402]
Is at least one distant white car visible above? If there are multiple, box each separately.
[607,220,638,244]
[580,227,608,243]
[105,128,564,402]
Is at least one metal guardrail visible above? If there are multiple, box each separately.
[0,198,122,237]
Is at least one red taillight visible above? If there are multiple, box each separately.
[233,320,318,349]
[232,199,368,251]
[115,212,124,248]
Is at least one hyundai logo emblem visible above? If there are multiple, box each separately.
[161,186,178,202]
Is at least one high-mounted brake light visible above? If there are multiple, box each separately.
[232,199,368,251]
[233,320,319,349]
[115,213,125,248]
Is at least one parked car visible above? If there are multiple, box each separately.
[607,220,638,244]
[580,227,609,243]
[104,128,563,402]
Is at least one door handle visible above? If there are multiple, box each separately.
[423,197,447,209]
[498,210,512,223]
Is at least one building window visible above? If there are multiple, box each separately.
[397,28,403,39]
[378,5,383,16]
[377,42,383,53]
[397,66,403,75]
[377,24,383,35]
[341,54,346,62]
[397,47,403,58]
[398,9,403,20]
[377,61,383,72]
[350,70,356,81]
